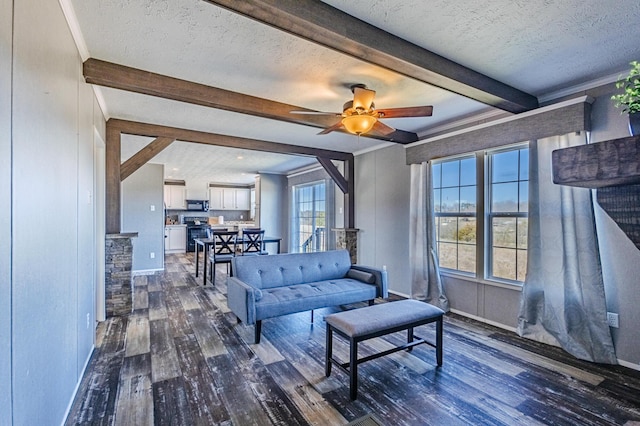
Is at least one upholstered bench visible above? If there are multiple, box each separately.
[325,299,444,400]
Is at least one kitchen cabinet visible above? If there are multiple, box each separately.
[164,185,186,209]
[165,225,187,253]
[209,187,251,210]
[209,187,224,210]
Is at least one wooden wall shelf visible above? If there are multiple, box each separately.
[552,135,640,188]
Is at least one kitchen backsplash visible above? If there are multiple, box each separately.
[165,209,251,224]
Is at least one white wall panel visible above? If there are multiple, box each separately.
[355,145,411,294]
[0,0,14,422]
[122,163,165,271]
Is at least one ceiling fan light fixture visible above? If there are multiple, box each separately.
[341,114,377,135]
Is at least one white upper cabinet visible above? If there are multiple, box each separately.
[234,188,251,210]
[209,187,224,210]
[164,185,186,209]
[209,186,251,210]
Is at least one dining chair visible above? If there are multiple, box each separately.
[208,230,238,284]
[240,229,268,256]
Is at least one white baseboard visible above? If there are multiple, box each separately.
[618,358,640,372]
[132,268,162,276]
[449,308,518,333]
[61,344,95,426]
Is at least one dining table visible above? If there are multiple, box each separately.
[194,235,282,285]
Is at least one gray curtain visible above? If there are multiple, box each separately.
[409,162,449,311]
[517,132,617,364]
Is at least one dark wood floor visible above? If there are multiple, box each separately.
[66,253,640,425]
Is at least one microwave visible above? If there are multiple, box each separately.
[185,199,209,211]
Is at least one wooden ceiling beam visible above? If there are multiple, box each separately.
[83,58,419,144]
[120,137,175,181]
[109,118,354,161]
[205,0,539,114]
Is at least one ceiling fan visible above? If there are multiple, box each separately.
[291,84,433,137]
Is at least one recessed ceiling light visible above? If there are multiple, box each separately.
[172,167,179,171]
[237,155,244,160]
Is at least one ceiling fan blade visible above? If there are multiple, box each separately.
[376,105,433,118]
[352,87,376,110]
[370,120,396,136]
[290,110,340,116]
[317,121,344,135]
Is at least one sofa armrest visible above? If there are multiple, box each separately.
[350,265,388,299]
[226,276,259,324]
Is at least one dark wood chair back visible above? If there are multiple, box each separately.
[241,229,266,255]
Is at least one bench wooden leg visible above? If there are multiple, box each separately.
[436,316,443,366]
[325,324,332,377]
[350,338,358,400]
[407,327,414,352]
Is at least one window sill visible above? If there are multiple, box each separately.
[440,270,523,291]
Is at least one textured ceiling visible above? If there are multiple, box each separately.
[69,0,640,185]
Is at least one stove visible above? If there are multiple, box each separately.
[183,216,209,252]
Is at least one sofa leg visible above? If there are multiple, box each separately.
[254,320,262,344]
[368,299,374,306]
[311,309,314,323]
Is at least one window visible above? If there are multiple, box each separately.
[432,144,529,284]
[432,156,477,273]
[291,181,327,253]
[488,148,529,282]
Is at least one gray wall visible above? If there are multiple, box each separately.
[258,173,288,254]
[122,164,165,272]
[355,144,412,295]
[1,0,105,423]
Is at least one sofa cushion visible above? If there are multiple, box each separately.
[233,250,353,289]
[255,278,377,321]
[346,269,376,284]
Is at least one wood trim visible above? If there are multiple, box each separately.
[110,118,353,161]
[120,137,174,181]
[105,119,357,232]
[406,101,591,164]
[316,157,348,194]
[204,0,538,114]
[106,123,121,234]
[83,58,418,144]
[344,157,355,228]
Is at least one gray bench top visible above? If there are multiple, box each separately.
[325,299,445,338]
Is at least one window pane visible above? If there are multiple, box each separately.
[493,217,517,248]
[437,217,457,242]
[492,182,518,212]
[433,189,441,212]
[438,242,457,270]
[441,187,459,212]
[517,218,528,249]
[519,182,529,212]
[460,186,476,212]
[492,247,516,280]
[441,161,460,187]
[519,148,529,181]
[457,218,476,244]
[432,163,441,188]
[517,249,527,282]
[458,243,476,273]
[460,157,476,186]
[492,150,519,183]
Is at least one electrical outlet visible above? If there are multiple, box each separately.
[86,313,90,329]
[607,312,619,328]
[150,252,155,259]
[150,205,156,211]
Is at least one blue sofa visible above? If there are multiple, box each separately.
[227,249,388,343]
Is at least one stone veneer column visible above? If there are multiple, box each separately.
[333,228,360,264]
[105,233,137,317]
